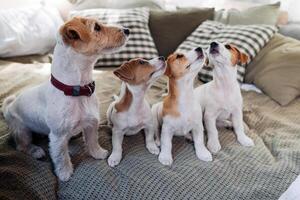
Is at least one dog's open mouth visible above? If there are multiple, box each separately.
[210,48,219,55]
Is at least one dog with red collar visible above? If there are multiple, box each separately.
[2,17,129,181]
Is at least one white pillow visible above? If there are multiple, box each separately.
[0,5,63,57]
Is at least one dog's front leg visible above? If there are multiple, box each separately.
[158,124,173,166]
[49,132,73,181]
[204,112,221,154]
[108,128,124,167]
[83,120,108,160]
[192,124,212,162]
[144,124,160,155]
[231,109,254,147]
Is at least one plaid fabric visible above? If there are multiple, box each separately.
[71,7,158,67]
[177,20,278,83]
[1,61,300,200]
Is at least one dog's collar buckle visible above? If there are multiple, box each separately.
[72,86,81,96]
[51,74,96,97]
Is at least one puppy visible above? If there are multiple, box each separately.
[151,48,212,166]
[106,56,166,167]
[194,41,254,154]
[2,17,129,181]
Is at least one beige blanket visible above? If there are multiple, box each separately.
[0,60,300,200]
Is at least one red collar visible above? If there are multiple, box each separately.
[51,74,95,97]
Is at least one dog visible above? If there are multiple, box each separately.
[106,56,166,167]
[194,41,254,154]
[151,48,212,166]
[1,17,129,181]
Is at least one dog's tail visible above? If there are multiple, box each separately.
[2,95,16,119]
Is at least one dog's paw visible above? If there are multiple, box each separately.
[158,153,173,166]
[108,153,122,167]
[146,143,160,155]
[238,136,254,147]
[56,164,74,182]
[196,148,213,162]
[207,139,221,154]
[28,145,46,159]
[90,147,109,160]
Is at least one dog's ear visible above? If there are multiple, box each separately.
[60,18,90,46]
[114,62,134,82]
[230,45,249,65]
[239,51,249,64]
[164,54,174,77]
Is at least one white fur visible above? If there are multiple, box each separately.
[194,41,254,154]
[2,27,128,181]
[152,49,212,166]
[106,57,166,167]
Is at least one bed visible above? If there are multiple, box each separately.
[0,57,299,200]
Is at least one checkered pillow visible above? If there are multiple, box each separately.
[70,7,158,67]
[177,20,278,83]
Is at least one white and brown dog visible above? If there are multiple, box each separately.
[194,41,254,154]
[152,48,212,166]
[1,17,129,181]
[106,56,166,167]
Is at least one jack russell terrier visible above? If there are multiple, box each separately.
[106,56,166,167]
[194,41,254,154]
[151,48,212,166]
[2,17,129,181]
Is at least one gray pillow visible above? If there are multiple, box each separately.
[279,23,300,41]
[149,8,214,57]
[215,2,280,25]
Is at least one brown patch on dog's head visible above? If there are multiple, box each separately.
[165,53,190,79]
[225,44,249,66]
[59,17,128,55]
[113,58,157,85]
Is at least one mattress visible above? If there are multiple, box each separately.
[0,60,299,200]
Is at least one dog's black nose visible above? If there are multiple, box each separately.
[158,56,165,61]
[210,42,218,49]
[123,28,130,36]
[195,47,202,52]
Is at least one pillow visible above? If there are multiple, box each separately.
[149,8,214,58]
[71,7,159,67]
[214,2,281,25]
[279,23,300,41]
[70,0,164,10]
[0,5,63,57]
[176,20,278,83]
[245,34,300,106]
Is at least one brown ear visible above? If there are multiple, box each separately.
[165,55,174,77]
[113,63,134,82]
[239,51,249,64]
[59,18,90,45]
[164,65,171,77]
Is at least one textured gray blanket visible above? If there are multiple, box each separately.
[0,61,300,200]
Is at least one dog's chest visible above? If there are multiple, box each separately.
[62,98,98,131]
[167,105,199,136]
[118,105,150,135]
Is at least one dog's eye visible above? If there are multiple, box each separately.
[139,60,147,65]
[94,23,101,32]
[225,44,232,50]
[186,64,191,69]
[150,71,155,77]
[176,54,184,59]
